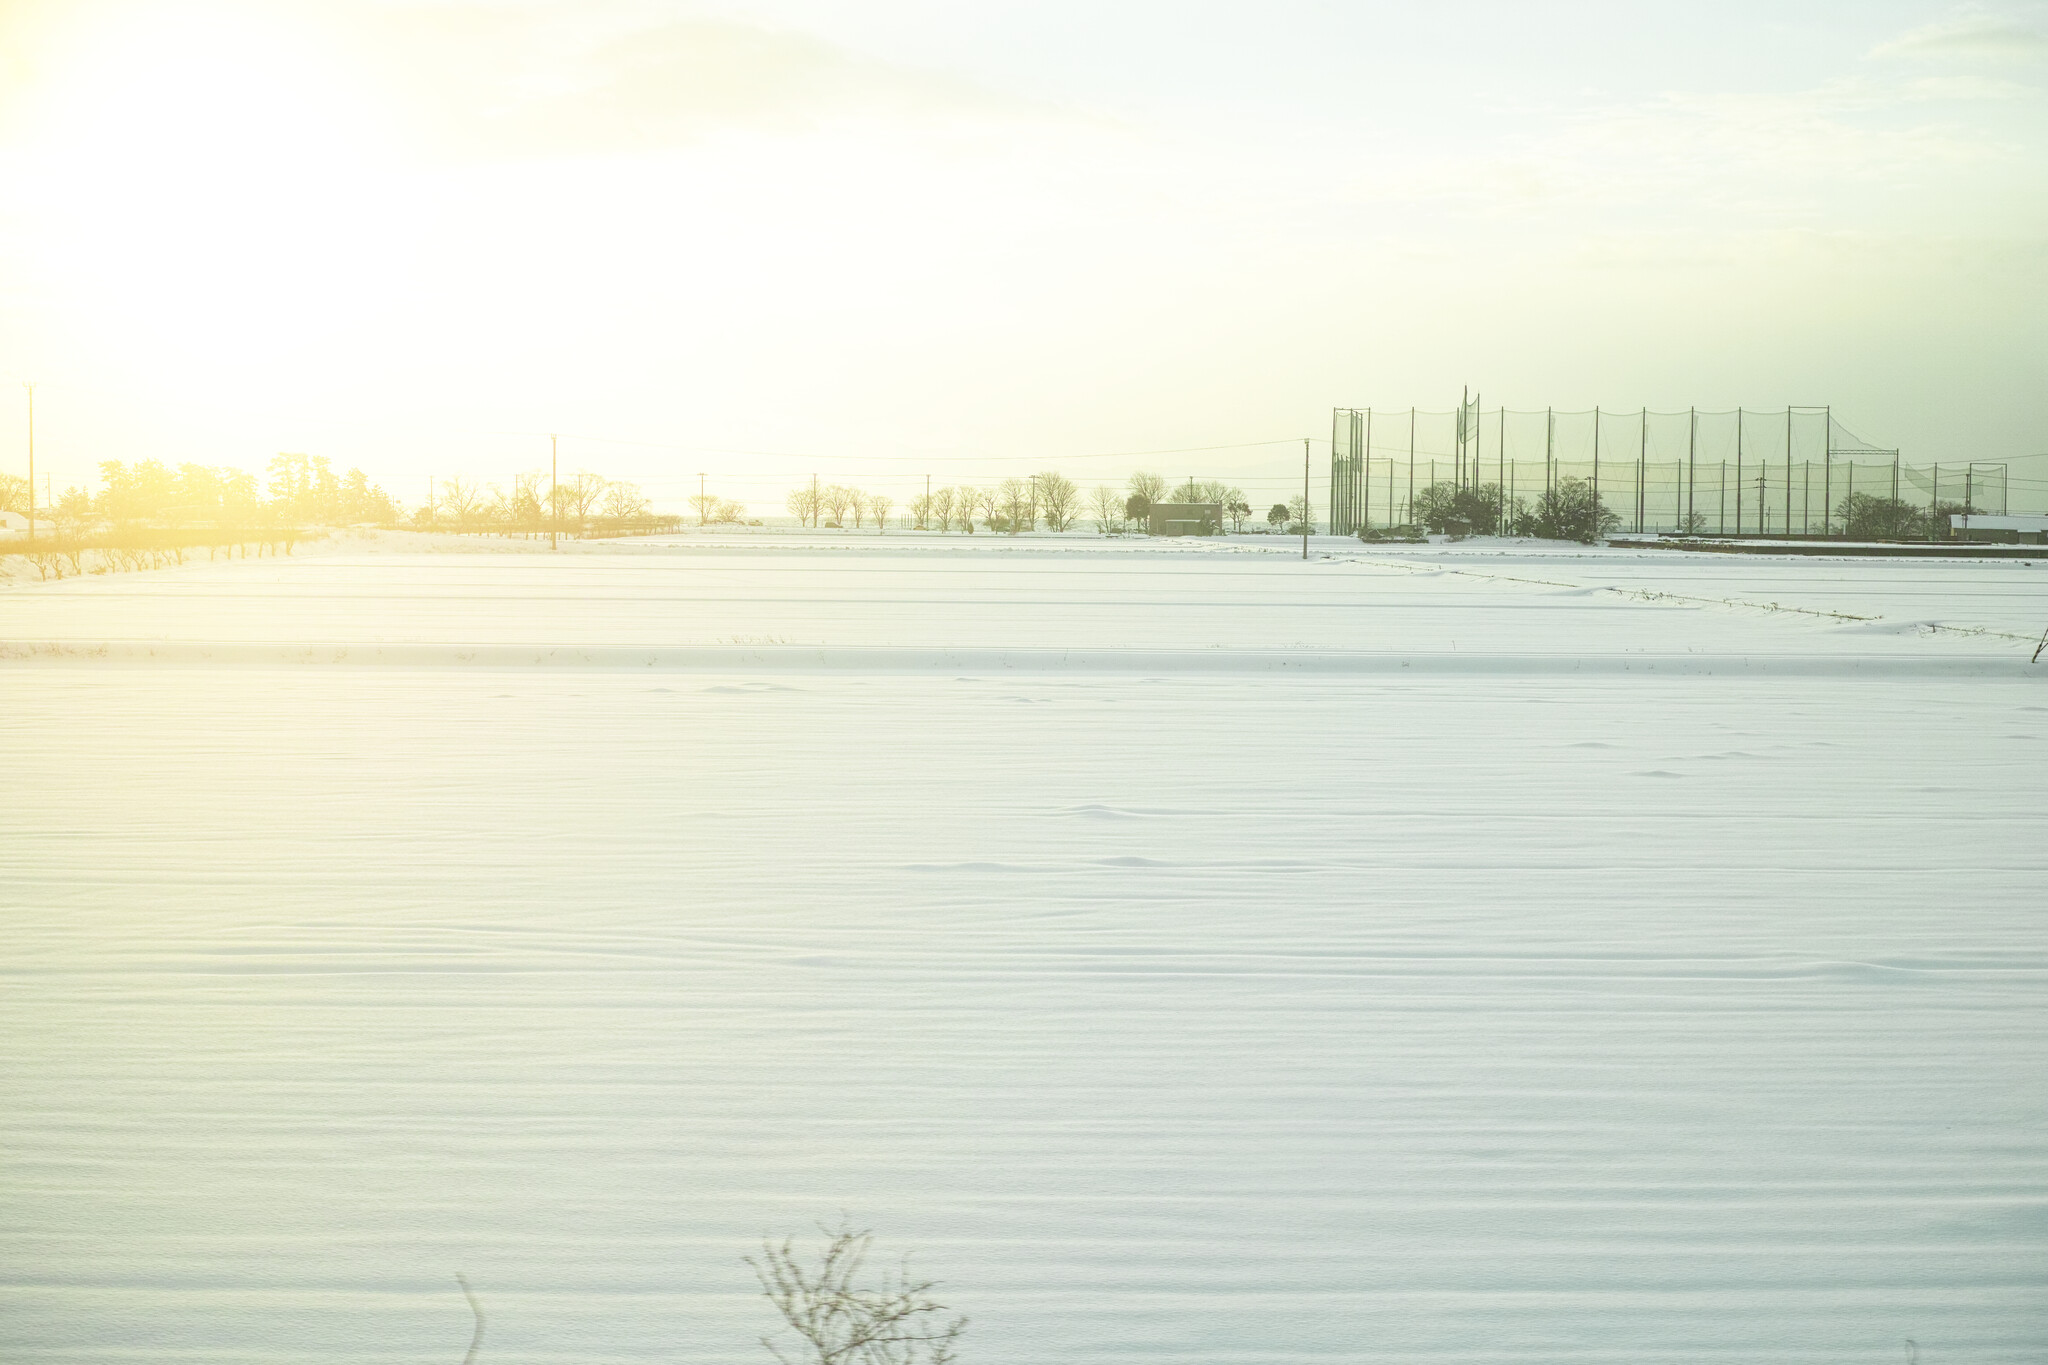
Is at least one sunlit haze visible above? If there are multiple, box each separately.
[2,0,2044,506]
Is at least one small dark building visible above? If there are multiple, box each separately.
[1148,502,1222,536]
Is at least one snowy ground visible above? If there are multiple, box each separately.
[3,533,2045,1364]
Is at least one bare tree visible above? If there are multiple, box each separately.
[971,485,1002,531]
[690,491,719,526]
[508,471,545,535]
[553,470,605,524]
[997,477,1031,532]
[603,480,650,519]
[438,475,486,529]
[1088,484,1124,533]
[787,485,820,527]
[929,487,955,532]
[748,1223,966,1365]
[1036,470,1079,531]
[866,492,893,532]
[822,484,857,527]
[1127,470,1169,506]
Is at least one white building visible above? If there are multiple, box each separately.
[0,509,30,541]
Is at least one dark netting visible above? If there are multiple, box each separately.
[1329,408,2004,534]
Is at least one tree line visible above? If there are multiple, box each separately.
[1393,478,1983,543]
[777,470,1256,535]
[0,453,399,532]
[418,468,678,537]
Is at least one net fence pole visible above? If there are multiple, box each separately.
[1458,387,1468,491]
[1637,407,1646,533]
[1330,408,1342,534]
[1408,409,1416,525]
[1363,408,1373,532]
[1592,408,1601,520]
[1687,407,1695,531]
[1388,416,1397,525]
[1735,409,1744,535]
[1822,407,1832,535]
[1546,407,1554,498]
[1500,406,1510,533]
[1784,408,1793,538]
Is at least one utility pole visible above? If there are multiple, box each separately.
[1301,437,1310,560]
[924,473,930,531]
[1638,407,1647,534]
[550,435,559,551]
[428,475,434,530]
[21,382,34,541]
[697,471,707,526]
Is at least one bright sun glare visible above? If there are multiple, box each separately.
[14,3,413,387]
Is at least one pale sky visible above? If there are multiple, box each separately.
[1,0,2043,511]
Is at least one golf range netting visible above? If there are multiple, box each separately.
[1329,407,2009,535]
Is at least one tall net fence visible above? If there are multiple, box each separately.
[1329,408,2008,536]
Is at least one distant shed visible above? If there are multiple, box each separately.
[1148,502,1222,536]
[1951,514,2048,544]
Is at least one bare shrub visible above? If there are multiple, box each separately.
[747,1223,966,1365]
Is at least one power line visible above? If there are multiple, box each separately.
[497,430,1323,464]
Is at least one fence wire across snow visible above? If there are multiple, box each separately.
[1329,408,2007,536]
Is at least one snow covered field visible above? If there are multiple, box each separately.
[4,534,2045,1363]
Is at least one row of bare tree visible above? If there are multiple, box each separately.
[778,470,1259,533]
[420,469,672,535]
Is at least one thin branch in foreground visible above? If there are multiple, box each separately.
[456,1273,485,1365]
